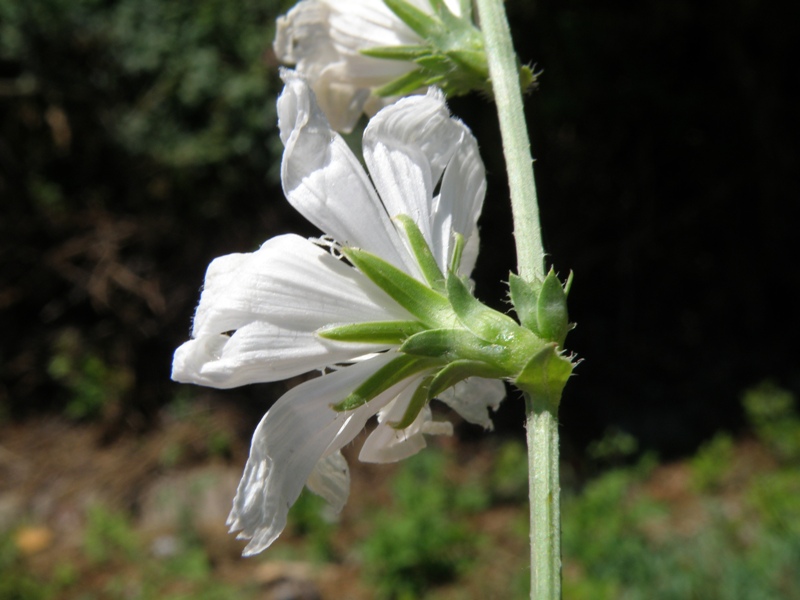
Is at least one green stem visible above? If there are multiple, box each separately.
[474,0,561,598]
[525,393,562,599]
[474,0,544,283]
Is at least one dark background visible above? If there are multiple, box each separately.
[1,0,797,464]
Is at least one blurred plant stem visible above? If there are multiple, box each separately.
[474,0,561,597]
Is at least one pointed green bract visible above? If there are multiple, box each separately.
[342,246,454,328]
[332,354,444,412]
[508,272,541,334]
[514,343,574,413]
[383,0,441,39]
[392,374,434,430]
[318,320,426,345]
[446,272,524,343]
[537,269,570,345]
[360,44,429,61]
[429,359,505,398]
[374,68,433,97]
[450,232,465,274]
[394,214,445,292]
[399,327,510,368]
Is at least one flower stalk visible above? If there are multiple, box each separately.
[474,0,562,597]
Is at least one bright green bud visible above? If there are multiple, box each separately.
[509,269,573,346]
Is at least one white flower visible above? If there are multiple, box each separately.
[171,71,505,555]
[274,0,462,133]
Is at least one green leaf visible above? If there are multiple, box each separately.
[399,328,510,369]
[383,0,442,39]
[392,374,435,430]
[332,355,444,412]
[318,320,426,345]
[537,269,570,345]
[374,68,432,97]
[342,246,454,328]
[508,272,541,334]
[360,44,429,61]
[429,360,505,398]
[514,344,574,412]
[394,214,445,292]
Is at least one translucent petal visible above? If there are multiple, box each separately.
[437,377,506,430]
[227,353,413,555]
[305,450,350,512]
[359,384,453,463]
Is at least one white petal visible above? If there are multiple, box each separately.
[172,234,410,388]
[226,353,414,555]
[363,88,486,274]
[434,117,487,277]
[193,233,408,336]
[359,384,453,463]
[437,377,507,430]
[172,321,384,388]
[306,450,350,512]
[278,72,415,273]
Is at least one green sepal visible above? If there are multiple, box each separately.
[318,320,426,345]
[513,343,574,413]
[332,354,443,412]
[537,269,571,345]
[446,272,525,344]
[382,0,441,39]
[342,246,453,328]
[508,272,541,335]
[374,68,432,97]
[429,359,505,398]
[399,328,510,367]
[360,44,429,61]
[394,214,445,292]
[391,374,435,430]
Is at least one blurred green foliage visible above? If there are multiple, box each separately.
[360,450,487,600]
[690,432,734,492]
[743,381,800,462]
[561,384,800,599]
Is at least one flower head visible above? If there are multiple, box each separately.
[172,71,507,555]
[274,0,473,133]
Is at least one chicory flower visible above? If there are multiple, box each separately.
[172,71,505,555]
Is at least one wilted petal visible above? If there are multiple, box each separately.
[227,353,415,555]
[359,383,453,463]
[437,377,506,430]
[279,72,417,274]
[274,0,430,132]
